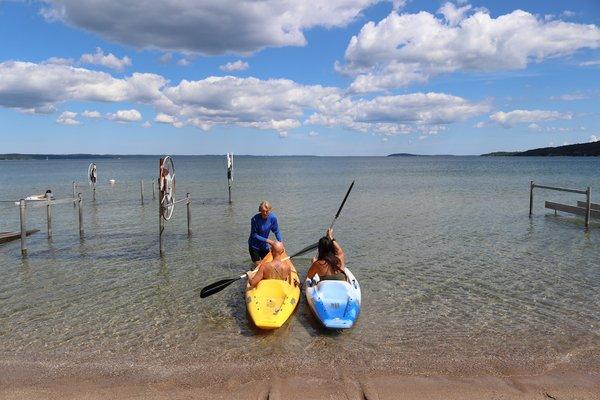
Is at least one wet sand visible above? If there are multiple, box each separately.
[1,358,599,400]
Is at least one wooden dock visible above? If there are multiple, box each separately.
[0,229,39,245]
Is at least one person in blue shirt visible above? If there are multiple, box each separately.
[248,200,283,266]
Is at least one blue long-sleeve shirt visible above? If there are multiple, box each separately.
[248,213,282,251]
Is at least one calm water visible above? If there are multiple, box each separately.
[0,156,598,374]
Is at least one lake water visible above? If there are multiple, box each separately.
[0,156,598,375]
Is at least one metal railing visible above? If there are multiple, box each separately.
[529,181,593,228]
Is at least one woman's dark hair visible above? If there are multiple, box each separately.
[317,236,340,271]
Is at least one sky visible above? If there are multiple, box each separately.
[0,0,599,156]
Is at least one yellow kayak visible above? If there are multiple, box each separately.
[245,251,300,329]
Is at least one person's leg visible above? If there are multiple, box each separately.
[249,246,261,267]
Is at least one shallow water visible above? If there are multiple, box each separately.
[0,156,598,373]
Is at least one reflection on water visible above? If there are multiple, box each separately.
[0,156,599,373]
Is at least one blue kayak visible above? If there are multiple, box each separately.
[305,268,361,329]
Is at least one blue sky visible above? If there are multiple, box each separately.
[1,0,599,155]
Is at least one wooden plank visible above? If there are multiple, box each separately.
[0,229,39,244]
[26,198,76,208]
[577,201,600,211]
[545,201,600,220]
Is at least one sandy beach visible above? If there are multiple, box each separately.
[2,354,599,400]
[1,363,599,399]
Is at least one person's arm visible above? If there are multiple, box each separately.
[327,228,345,269]
[247,266,264,288]
[332,240,345,269]
[271,215,282,242]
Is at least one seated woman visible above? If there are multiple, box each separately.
[306,228,346,282]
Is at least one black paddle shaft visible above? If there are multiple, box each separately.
[329,180,355,229]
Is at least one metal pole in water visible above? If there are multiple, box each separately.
[93,185,96,202]
[78,193,84,238]
[227,153,233,204]
[159,206,164,255]
[529,181,534,217]
[187,193,192,236]
[152,181,156,200]
[140,180,144,205]
[46,197,52,238]
[19,199,27,256]
[585,187,591,229]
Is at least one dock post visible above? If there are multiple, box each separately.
[186,193,192,236]
[46,197,52,238]
[227,153,233,204]
[77,193,84,238]
[152,181,156,200]
[93,185,96,202]
[72,181,76,207]
[140,180,144,205]
[529,181,534,217]
[159,204,164,255]
[19,199,27,256]
[585,187,591,229]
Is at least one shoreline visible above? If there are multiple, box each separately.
[1,358,599,399]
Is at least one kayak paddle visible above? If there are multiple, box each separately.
[200,255,293,298]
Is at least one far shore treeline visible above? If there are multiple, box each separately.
[388,140,599,157]
[2,140,599,160]
[480,141,600,157]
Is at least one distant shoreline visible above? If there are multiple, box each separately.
[482,140,600,157]
[2,139,599,160]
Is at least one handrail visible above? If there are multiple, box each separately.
[532,183,587,195]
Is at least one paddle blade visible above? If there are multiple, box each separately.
[200,276,243,298]
[289,242,318,259]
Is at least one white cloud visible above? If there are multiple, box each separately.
[43,57,74,66]
[80,47,132,71]
[107,109,142,122]
[177,58,190,66]
[308,130,319,137]
[158,53,173,64]
[551,92,587,101]
[590,135,599,143]
[160,76,338,132]
[56,111,80,125]
[220,60,250,72]
[155,113,178,124]
[490,110,573,128]
[307,92,489,134]
[142,121,152,128]
[82,110,101,118]
[579,60,600,67]
[339,7,600,91]
[528,123,542,131]
[41,0,381,55]
[277,131,289,138]
[0,61,167,113]
[0,61,487,137]
[474,121,485,128]
[437,2,471,26]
